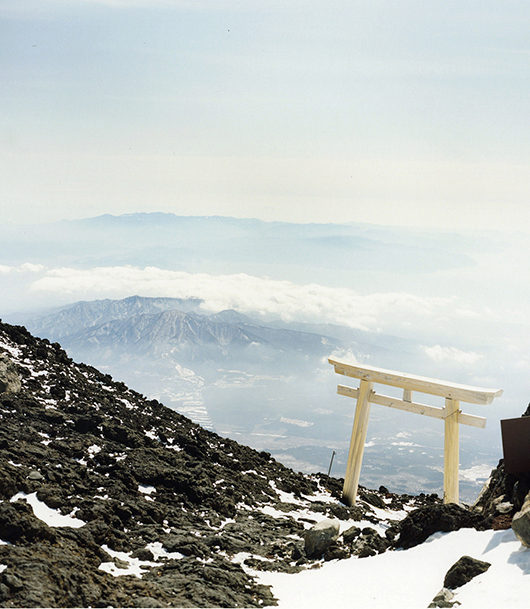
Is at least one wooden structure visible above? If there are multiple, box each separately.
[328,358,503,506]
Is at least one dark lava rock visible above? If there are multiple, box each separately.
[359,490,386,509]
[443,555,491,589]
[323,542,351,561]
[511,490,530,547]
[0,501,56,545]
[395,504,486,549]
[304,519,340,559]
[0,353,21,394]
[473,405,530,523]
[342,525,361,544]
[0,320,332,606]
[474,459,530,522]
[350,527,389,558]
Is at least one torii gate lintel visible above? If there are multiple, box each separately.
[328,358,503,506]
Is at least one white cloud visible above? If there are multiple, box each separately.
[421,345,483,366]
[28,265,468,336]
[0,263,45,275]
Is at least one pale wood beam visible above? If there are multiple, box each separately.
[444,398,460,504]
[343,379,373,506]
[336,385,486,429]
[329,358,503,405]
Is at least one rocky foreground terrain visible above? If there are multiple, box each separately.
[0,320,528,608]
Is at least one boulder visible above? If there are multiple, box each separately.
[394,504,485,549]
[28,470,45,481]
[0,354,21,394]
[511,491,530,547]
[443,555,491,589]
[342,525,361,544]
[304,519,340,559]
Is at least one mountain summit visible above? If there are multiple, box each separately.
[0,321,527,608]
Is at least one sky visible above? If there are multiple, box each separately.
[1,0,529,229]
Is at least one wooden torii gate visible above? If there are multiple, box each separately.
[328,358,503,506]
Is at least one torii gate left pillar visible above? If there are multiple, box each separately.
[329,359,503,506]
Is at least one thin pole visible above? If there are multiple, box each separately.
[327,450,336,477]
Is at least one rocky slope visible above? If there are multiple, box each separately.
[0,321,521,608]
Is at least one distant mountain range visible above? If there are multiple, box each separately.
[22,295,340,362]
[0,212,476,286]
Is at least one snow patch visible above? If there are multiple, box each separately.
[145,542,184,561]
[88,444,101,457]
[99,545,160,578]
[138,484,156,495]
[10,492,86,528]
[0,340,22,357]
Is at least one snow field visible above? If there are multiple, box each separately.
[258,528,529,609]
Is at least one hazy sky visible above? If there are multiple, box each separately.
[1,0,529,228]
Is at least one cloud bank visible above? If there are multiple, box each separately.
[421,345,483,366]
[28,264,490,340]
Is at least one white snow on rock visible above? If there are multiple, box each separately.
[88,444,101,457]
[98,544,161,577]
[0,340,22,357]
[167,444,183,452]
[138,484,156,495]
[10,492,86,528]
[0,565,6,573]
[259,528,530,609]
[117,397,137,410]
[262,481,409,535]
[145,541,184,561]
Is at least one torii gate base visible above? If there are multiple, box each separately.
[329,359,503,506]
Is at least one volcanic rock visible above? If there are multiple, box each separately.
[304,519,340,558]
[0,353,21,394]
[511,490,530,547]
[443,555,491,589]
[473,404,530,523]
[394,504,486,549]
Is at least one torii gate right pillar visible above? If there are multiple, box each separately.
[444,398,460,504]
